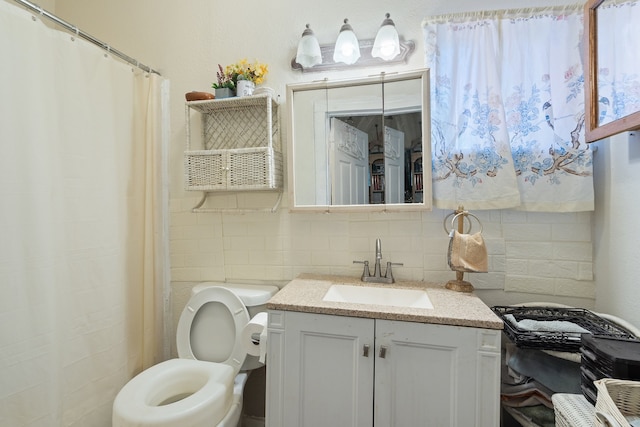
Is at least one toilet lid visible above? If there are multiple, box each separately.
[177,286,250,377]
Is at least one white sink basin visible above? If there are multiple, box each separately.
[322,284,433,309]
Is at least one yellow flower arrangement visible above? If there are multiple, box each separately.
[226,58,268,85]
[212,59,268,91]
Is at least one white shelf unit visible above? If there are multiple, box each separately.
[184,94,282,212]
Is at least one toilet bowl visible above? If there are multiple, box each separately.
[113,283,278,427]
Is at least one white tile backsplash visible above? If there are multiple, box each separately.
[169,207,595,306]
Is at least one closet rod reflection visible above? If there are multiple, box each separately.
[12,0,161,75]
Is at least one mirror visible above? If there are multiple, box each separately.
[286,69,431,211]
[585,0,640,142]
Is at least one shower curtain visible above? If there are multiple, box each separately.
[0,2,169,425]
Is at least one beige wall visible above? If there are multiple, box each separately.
[50,0,639,338]
[592,133,640,328]
[37,0,56,11]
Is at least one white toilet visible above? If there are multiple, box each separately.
[112,282,278,427]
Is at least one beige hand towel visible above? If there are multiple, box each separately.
[447,230,488,273]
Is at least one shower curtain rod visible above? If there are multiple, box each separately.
[12,0,161,75]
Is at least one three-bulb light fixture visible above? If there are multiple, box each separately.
[293,13,414,72]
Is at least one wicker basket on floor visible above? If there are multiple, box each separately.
[594,378,640,427]
[552,393,595,427]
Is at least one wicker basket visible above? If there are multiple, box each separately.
[594,378,640,427]
[184,147,282,191]
[552,393,595,427]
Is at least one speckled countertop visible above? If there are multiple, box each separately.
[267,274,504,330]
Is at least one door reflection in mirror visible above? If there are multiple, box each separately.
[330,117,369,205]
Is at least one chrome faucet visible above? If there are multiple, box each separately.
[353,238,403,284]
[373,238,383,278]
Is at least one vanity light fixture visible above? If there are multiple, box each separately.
[333,19,361,65]
[295,24,322,69]
[372,13,400,61]
[291,14,415,73]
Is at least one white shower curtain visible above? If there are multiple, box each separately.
[0,2,169,425]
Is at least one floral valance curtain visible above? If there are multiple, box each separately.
[423,5,594,212]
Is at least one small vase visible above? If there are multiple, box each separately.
[215,87,235,99]
[236,80,256,97]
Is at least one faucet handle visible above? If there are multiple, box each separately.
[384,262,404,282]
[353,260,371,279]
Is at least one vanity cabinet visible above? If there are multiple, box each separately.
[266,310,501,427]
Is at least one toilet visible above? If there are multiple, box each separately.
[112,282,278,427]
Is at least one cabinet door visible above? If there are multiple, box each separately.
[374,320,500,427]
[274,311,375,427]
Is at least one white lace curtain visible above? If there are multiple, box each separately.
[423,5,594,212]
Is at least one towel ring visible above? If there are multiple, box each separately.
[443,211,483,235]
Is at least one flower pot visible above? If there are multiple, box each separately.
[215,88,235,99]
[236,80,256,97]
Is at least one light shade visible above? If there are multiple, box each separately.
[333,19,360,65]
[372,13,400,61]
[295,24,322,68]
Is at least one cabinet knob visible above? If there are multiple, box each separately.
[363,344,370,357]
[379,345,388,359]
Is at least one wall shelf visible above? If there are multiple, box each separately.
[184,94,283,212]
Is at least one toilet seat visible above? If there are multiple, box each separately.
[113,285,262,427]
[176,286,250,376]
[112,359,235,427]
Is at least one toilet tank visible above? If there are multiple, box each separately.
[192,282,279,317]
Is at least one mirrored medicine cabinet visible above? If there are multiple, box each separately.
[286,69,432,212]
[585,0,640,142]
